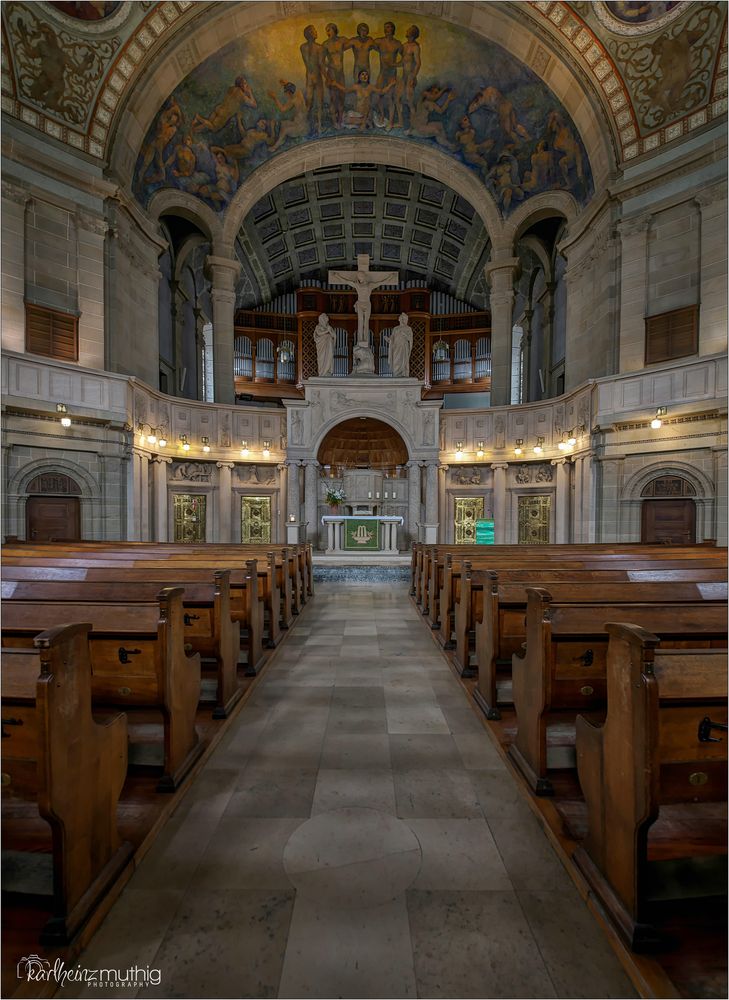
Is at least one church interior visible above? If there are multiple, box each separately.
[1,1,727,998]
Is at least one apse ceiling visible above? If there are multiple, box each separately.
[235,163,492,309]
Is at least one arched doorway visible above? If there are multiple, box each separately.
[25,472,82,541]
[640,476,696,544]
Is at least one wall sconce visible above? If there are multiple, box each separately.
[476,440,485,459]
[651,406,667,430]
[384,491,389,499]
[368,491,372,499]
[262,439,271,458]
[455,441,464,460]
[392,490,397,499]
[567,429,577,447]
[201,436,211,453]
[376,491,380,499]
[289,514,296,522]
[514,439,524,455]
[533,437,544,455]
[179,434,191,452]
[157,432,168,447]
[240,440,249,458]
[56,403,71,428]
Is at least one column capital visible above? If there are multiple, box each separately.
[285,458,304,469]
[550,457,569,467]
[216,461,235,470]
[484,256,520,283]
[406,459,423,469]
[304,459,320,469]
[151,455,173,465]
[490,462,509,471]
[206,254,241,277]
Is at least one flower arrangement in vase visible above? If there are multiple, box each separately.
[325,486,346,513]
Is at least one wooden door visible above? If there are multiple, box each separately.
[641,499,696,544]
[25,496,80,541]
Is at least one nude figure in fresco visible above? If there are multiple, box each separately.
[545,111,584,183]
[199,148,239,204]
[344,23,376,85]
[328,70,395,131]
[408,85,456,149]
[468,86,530,145]
[400,25,421,117]
[486,152,525,212]
[190,77,257,134]
[322,23,346,128]
[522,140,552,191]
[455,114,494,170]
[141,97,183,181]
[220,115,273,161]
[373,22,403,122]
[300,25,325,133]
[268,81,309,151]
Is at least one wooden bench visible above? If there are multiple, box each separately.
[472,571,728,717]
[1,623,133,944]
[2,573,242,720]
[573,623,727,950]
[1,588,203,792]
[509,587,728,795]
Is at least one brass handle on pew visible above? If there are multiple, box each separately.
[1,717,23,738]
[184,614,200,626]
[578,649,594,667]
[698,716,728,743]
[118,647,141,664]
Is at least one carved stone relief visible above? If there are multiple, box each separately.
[172,461,211,482]
[237,465,276,485]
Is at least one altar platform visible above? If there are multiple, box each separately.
[321,515,403,554]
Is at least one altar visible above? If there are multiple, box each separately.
[321,515,403,555]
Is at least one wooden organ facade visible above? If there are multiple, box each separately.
[233,287,491,401]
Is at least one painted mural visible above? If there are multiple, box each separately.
[132,11,593,218]
[48,1,122,20]
[605,1,681,24]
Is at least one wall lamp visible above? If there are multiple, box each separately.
[56,403,71,428]
[157,432,168,447]
[455,441,464,460]
[240,440,249,458]
[201,436,211,453]
[533,436,544,455]
[567,428,577,447]
[514,439,524,456]
[476,440,485,459]
[651,406,667,430]
[262,439,271,458]
[179,434,191,452]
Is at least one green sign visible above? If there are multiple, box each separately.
[344,518,380,551]
[475,519,495,545]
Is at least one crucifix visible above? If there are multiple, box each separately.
[329,255,400,345]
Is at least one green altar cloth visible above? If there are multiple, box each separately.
[343,518,380,551]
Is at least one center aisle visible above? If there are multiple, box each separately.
[66,583,635,999]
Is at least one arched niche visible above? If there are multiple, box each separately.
[619,462,715,543]
[317,417,409,472]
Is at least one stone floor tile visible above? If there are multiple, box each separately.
[226,766,318,817]
[406,817,512,891]
[278,895,417,999]
[190,817,303,890]
[312,768,397,815]
[407,889,558,999]
[320,732,392,769]
[453,730,508,770]
[326,703,389,734]
[389,733,463,770]
[394,768,483,819]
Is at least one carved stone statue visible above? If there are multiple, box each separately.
[352,341,375,375]
[313,312,336,376]
[388,313,413,377]
[329,254,399,344]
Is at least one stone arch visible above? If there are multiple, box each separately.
[619,460,715,542]
[310,409,428,464]
[148,189,225,254]
[504,191,578,250]
[6,458,103,541]
[221,137,505,255]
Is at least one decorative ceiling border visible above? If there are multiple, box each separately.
[529,1,727,163]
[1,0,726,167]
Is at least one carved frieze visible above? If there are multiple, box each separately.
[172,461,211,482]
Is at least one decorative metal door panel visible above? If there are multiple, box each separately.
[518,495,551,544]
[173,494,206,543]
[454,497,484,544]
[241,495,272,543]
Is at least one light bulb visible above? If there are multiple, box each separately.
[533,444,543,454]
[158,436,167,447]
[60,416,71,428]
[262,448,270,458]
[148,431,157,445]
[514,445,523,455]
[202,443,210,453]
[651,417,662,429]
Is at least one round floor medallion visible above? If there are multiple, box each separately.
[283,807,422,909]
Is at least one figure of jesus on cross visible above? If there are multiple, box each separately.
[329,255,399,345]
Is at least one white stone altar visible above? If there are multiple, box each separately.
[322,515,403,554]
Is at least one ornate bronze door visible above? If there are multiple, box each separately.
[173,494,206,542]
[241,496,272,543]
[454,496,484,544]
[518,495,551,544]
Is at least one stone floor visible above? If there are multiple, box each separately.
[60,583,636,999]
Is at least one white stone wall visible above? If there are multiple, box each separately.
[1,183,26,353]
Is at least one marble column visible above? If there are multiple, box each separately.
[152,456,172,541]
[491,462,508,544]
[572,456,584,543]
[485,253,519,407]
[424,460,439,526]
[286,460,301,522]
[217,462,235,542]
[139,451,150,541]
[206,254,241,405]
[616,215,650,371]
[277,463,287,543]
[407,460,422,543]
[521,308,533,404]
[542,281,557,398]
[552,458,570,543]
[583,455,597,542]
[304,460,320,547]
[437,464,449,542]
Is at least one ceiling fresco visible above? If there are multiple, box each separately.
[132,9,594,219]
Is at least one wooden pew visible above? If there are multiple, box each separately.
[1,588,203,791]
[508,587,727,795]
[472,571,728,717]
[573,623,727,950]
[2,573,242,720]
[1,623,133,944]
